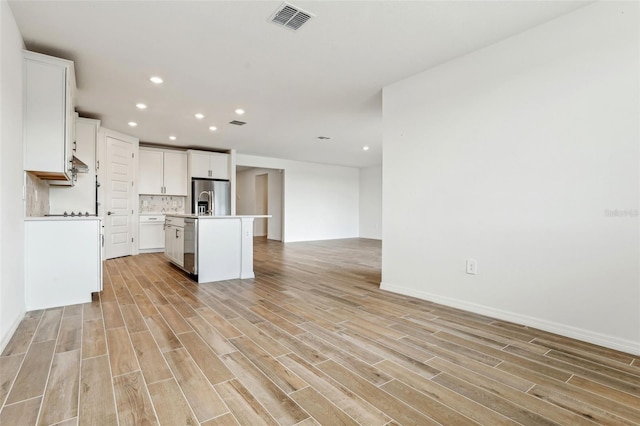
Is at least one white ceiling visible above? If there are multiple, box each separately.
[9,1,589,168]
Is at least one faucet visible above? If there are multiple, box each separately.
[197,191,211,215]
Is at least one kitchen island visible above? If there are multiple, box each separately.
[164,214,269,283]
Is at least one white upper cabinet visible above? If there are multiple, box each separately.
[138,149,164,194]
[189,152,211,179]
[23,50,76,182]
[138,148,187,196]
[163,151,188,195]
[188,150,229,180]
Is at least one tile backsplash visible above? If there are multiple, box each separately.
[139,195,186,214]
[25,172,50,217]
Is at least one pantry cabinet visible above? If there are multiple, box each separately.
[188,150,229,180]
[139,148,188,196]
[23,50,76,182]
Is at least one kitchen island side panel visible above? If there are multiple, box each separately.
[197,218,241,283]
[239,218,255,279]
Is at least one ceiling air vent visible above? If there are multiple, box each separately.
[229,120,246,126]
[269,2,313,31]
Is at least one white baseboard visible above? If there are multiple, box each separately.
[380,282,640,356]
[0,310,26,354]
[139,248,164,254]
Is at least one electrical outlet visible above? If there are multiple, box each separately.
[466,259,477,275]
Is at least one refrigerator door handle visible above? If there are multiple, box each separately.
[210,190,215,216]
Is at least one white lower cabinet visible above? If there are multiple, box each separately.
[164,216,184,267]
[25,218,102,310]
[139,215,165,252]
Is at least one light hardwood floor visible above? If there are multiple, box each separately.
[1,238,639,425]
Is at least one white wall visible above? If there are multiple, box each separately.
[236,167,284,240]
[359,165,382,240]
[0,0,26,351]
[237,154,359,243]
[382,2,640,354]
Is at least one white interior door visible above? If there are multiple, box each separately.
[105,136,134,259]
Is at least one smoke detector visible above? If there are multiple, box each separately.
[269,2,314,31]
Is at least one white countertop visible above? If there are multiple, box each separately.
[25,216,102,222]
[164,213,271,219]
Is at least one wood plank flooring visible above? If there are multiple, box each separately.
[1,237,639,425]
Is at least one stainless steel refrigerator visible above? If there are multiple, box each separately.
[191,178,231,216]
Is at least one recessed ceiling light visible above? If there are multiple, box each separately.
[363,146,370,151]
[235,108,245,115]
[209,126,217,131]
[136,103,147,109]
[149,76,163,84]
[195,113,204,119]
[128,121,137,127]
[169,135,176,141]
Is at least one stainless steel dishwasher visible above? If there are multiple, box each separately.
[183,218,198,275]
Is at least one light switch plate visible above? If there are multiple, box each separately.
[466,259,477,275]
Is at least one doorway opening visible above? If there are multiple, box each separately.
[254,174,268,237]
[236,166,284,241]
